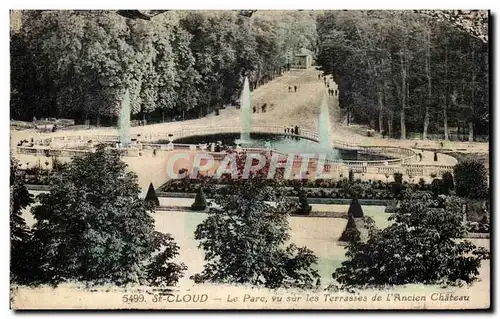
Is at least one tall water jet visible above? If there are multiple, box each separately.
[318,93,331,149]
[119,89,131,148]
[239,77,252,142]
[317,93,339,160]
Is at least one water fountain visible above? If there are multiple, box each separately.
[239,77,252,143]
[318,93,331,149]
[119,89,131,148]
[318,93,338,159]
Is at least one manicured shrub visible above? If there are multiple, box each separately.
[441,171,455,195]
[347,198,364,218]
[392,172,404,198]
[191,188,208,211]
[339,214,360,242]
[295,189,312,215]
[145,182,160,207]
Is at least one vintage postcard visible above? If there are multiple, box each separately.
[9,9,490,310]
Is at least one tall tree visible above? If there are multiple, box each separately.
[27,145,186,286]
[10,158,33,283]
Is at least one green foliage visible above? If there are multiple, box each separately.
[348,169,354,182]
[453,159,488,199]
[393,172,403,184]
[316,11,489,138]
[431,178,444,196]
[339,214,360,242]
[392,172,404,199]
[441,171,455,194]
[145,182,160,207]
[347,198,364,218]
[295,188,312,215]
[384,200,400,214]
[418,178,426,190]
[145,232,188,287]
[191,188,207,211]
[333,191,489,287]
[10,158,34,283]
[26,145,186,286]
[11,11,317,122]
[192,178,319,289]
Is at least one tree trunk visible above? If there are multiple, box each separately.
[423,27,432,140]
[400,50,407,140]
[469,50,476,142]
[443,95,448,141]
[377,90,384,133]
[443,45,449,141]
[388,111,393,138]
[468,121,474,142]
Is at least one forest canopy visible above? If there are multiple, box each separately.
[10,10,317,124]
[315,10,489,139]
[10,10,488,140]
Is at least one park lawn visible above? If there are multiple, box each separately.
[153,208,393,285]
[21,201,392,286]
[15,206,490,310]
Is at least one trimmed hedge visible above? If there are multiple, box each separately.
[191,188,208,211]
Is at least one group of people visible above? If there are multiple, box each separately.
[284,125,301,135]
[318,73,338,97]
[288,85,298,93]
[328,88,338,96]
[253,103,274,113]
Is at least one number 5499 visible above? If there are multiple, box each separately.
[122,294,145,303]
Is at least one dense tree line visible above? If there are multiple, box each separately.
[10,10,317,125]
[316,10,489,140]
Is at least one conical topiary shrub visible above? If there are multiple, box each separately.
[441,171,454,194]
[145,182,160,207]
[295,189,312,215]
[339,214,360,242]
[347,198,364,218]
[191,188,208,211]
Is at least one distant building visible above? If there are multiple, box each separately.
[292,48,313,69]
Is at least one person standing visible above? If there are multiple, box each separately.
[294,85,297,92]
